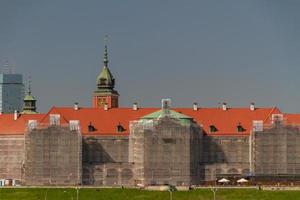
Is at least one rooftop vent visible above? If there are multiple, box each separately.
[222,102,227,111]
[250,102,255,111]
[133,102,138,111]
[74,102,79,111]
[14,110,19,120]
[193,102,198,111]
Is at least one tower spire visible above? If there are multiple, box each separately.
[103,35,109,67]
[28,76,32,95]
[93,34,119,109]
[22,77,37,114]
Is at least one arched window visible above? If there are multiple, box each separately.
[227,168,239,174]
[242,169,250,175]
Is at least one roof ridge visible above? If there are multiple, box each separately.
[55,109,69,124]
[263,107,278,123]
[39,106,69,124]
[39,106,56,123]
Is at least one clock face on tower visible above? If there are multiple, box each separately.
[98,97,107,107]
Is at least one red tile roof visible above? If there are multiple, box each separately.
[174,107,281,136]
[0,114,45,135]
[0,106,284,136]
[284,113,300,125]
[39,107,159,136]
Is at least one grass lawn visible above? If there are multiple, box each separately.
[1,188,300,200]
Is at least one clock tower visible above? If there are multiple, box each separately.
[92,44,119,109]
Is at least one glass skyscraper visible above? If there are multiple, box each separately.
[0,74,24,113]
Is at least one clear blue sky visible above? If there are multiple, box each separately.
[1,0,300,112]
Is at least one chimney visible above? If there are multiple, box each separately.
[133,102,138,111]
[193,102,198,111]
[104,103,108,111]
[14,110,18,120]
[222,102,227,111]
[74,102,79,111]
[250,102,255,111]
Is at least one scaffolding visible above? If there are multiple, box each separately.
[129,114,202,186]
[0,135,24,181]
[81,136,133,186]
[253,121,300,181]
[24,124,82,186]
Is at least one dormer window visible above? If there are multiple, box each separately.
[49,114,60,126]
[272,114,283,125]
[116,123,125,133]
[209,125,218,133]
[237,123,245,133]
[28,120,37,131]
[69,120,80,131]
[88,122,96,132]
[253,120,263,132]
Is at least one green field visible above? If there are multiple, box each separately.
[1,188,300,200]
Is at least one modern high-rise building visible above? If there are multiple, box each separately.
[0,73,24,113]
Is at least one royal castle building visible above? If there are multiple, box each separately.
[1,45,300,186]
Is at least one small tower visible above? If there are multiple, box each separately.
[92,40,119,109]
[22,80,37,114]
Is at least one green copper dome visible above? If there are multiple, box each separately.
[24,94,36,101]
[142,110,192,119]
[94,44,118,96]
[22,82,38,114]
[141,110,193,126]
[97,44,114,87]
[96,65,115,88]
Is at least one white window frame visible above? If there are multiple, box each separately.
[253,120,263,132]
[69,120,80,131]
[50,114,60,125]
[271,114,283,124]
[28,120,37,131]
